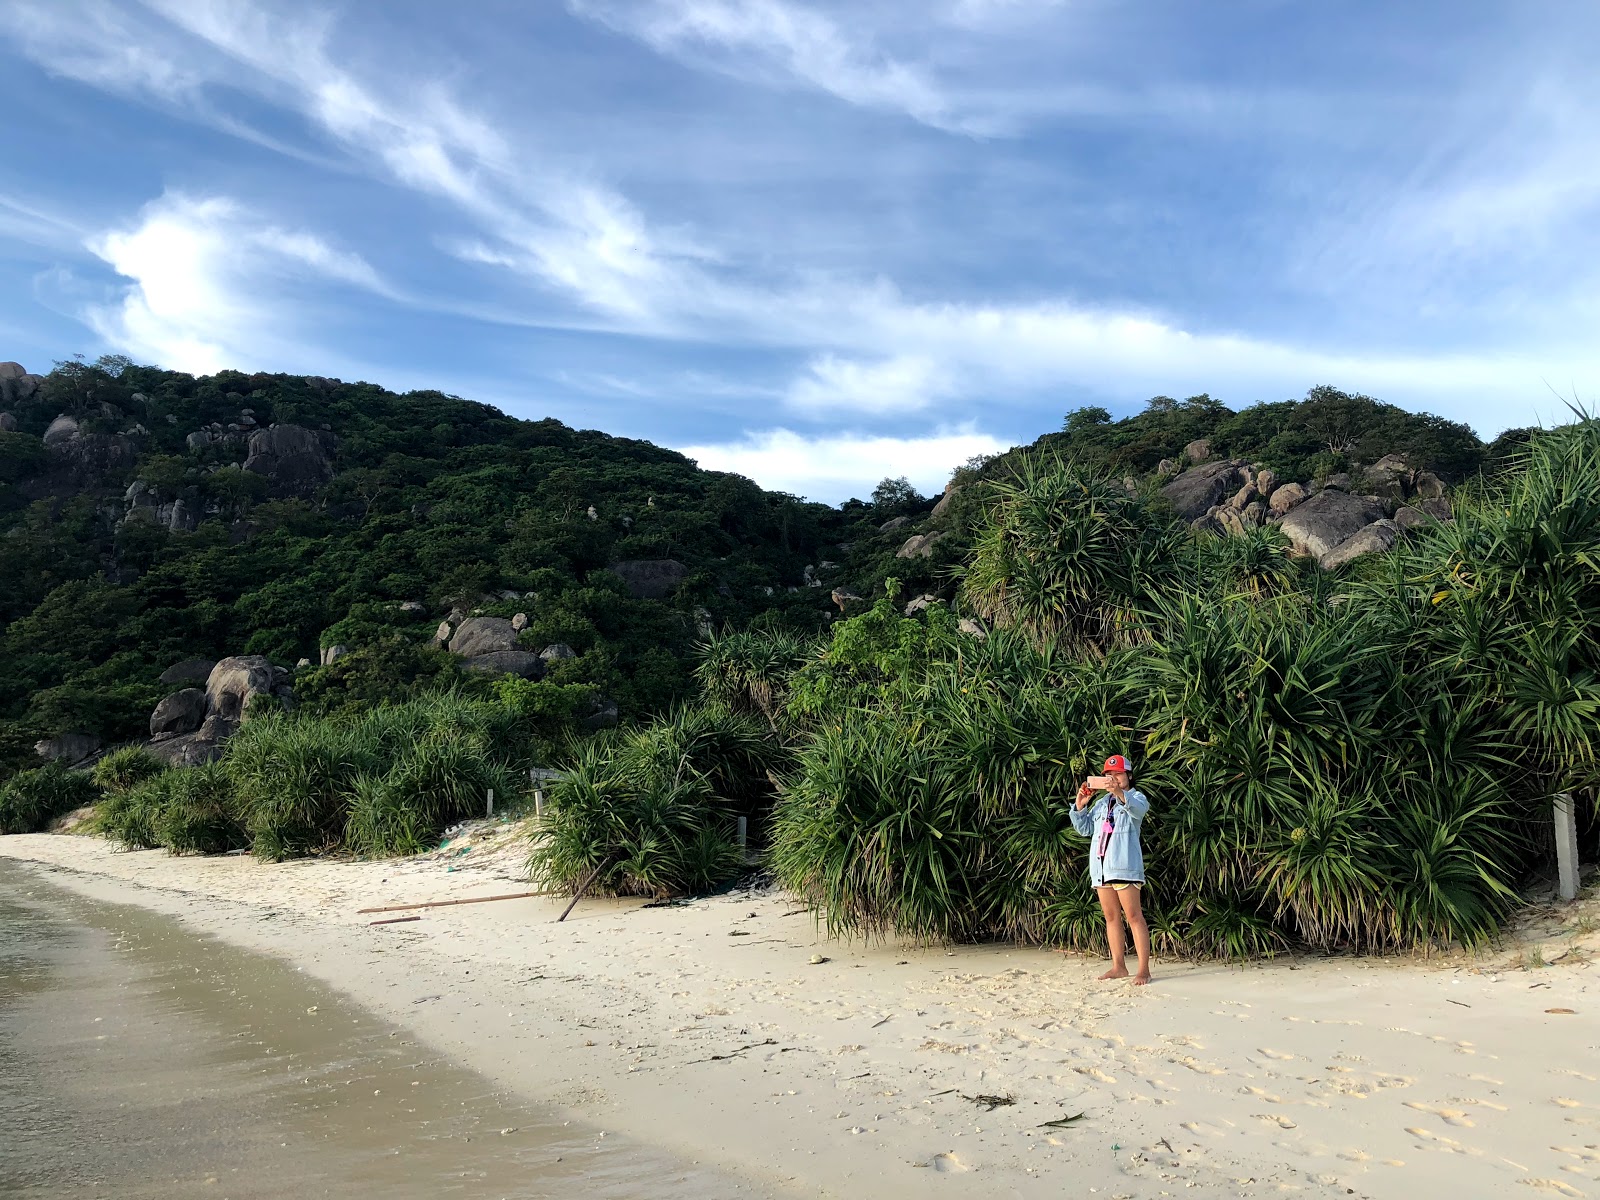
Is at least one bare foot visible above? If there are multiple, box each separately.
[1099,966,1129,980]
[1133,972,1152,986]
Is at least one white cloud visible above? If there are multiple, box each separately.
[85,192,386,375]
[571,0,969,132]
[681,424,1007,501]
[785,353,952,414]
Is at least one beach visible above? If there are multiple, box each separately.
[2,824,1597,1199]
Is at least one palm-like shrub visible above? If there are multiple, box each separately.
[90,746,167,794]
[156,763,248,854]
[695,629,812,727]
[346,735,517,858]
[225,714,378,860]
[0,761,100,834]
[529,705,772,898]
[961,454,1182,652]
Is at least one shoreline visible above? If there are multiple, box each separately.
[2,827,1597,1199]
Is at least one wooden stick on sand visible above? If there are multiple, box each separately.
[357,890,555,915]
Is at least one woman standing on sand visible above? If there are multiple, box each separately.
[1070,755,1153,985]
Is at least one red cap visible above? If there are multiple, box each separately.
[1103,755,1130,772]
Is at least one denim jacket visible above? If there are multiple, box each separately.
[1068,789,1150,886]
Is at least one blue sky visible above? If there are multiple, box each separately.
[0,1,1597,502]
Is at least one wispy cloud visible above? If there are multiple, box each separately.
[681,424,1006,501]
[570,0,976,132]
[85,191,386,375]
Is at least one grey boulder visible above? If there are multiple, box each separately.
[540,643,578,661]
[1319,520,1400,570]
[0,412,16,432]
[150,689,207,738]
[1268,482,1308,515]
[448,617,519,657]
[243,424,335,495]
[159,658,217,686]
[1161,460,1246,521]
[606,559,688,599]
[1279,490,1385,560]
[42,415,80,447]
[1393,505,1433,532]
[896,532,947,559]
[33,733,101,764]
[463,651,546,679]
[206,655,278,725]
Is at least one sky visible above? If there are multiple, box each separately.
[0,1,1597,502]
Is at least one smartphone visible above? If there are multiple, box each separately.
[1087,775,1113,789]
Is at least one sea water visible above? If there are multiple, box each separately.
[0,860,757,1199]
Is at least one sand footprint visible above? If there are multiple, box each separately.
[1175,1055,1226,1075]
[1255,1113,1298,1129]
[929,1152,968,1173]
[1554,1099,1587,1109]
[1074,1065,1118,1083]
[1257,1048,1296,1061]
[1243,1085,1286,1103]
[1517,1180,1583,1197]
[1405,1101,1476,1127]
[1181,1119,1233,1137]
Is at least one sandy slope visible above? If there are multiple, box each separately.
[3,824,1598,1200]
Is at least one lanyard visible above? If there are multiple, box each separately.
[1096,798,1117,859]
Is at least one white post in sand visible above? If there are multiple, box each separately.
[534,789,545,819]
[1555,792,1580,902]
[487,789,495,819]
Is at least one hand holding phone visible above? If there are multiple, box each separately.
[1086,775,1113,789]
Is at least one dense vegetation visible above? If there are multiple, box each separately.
[0,355,857,772]
[544,420,1599,954]
[4,353,1590,956]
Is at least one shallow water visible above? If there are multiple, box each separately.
[0,860,754,1199]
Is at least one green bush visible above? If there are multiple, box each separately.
[225,715,378,860]
[346,736,516,858]
[529,705,776,898]
[768,427,1600,957]
[158,763,248,855]
[0,760,100,833]
[91,746,168,794]
[96,784,165,850]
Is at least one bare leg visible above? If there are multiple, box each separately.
[1116,886,1153,985]
[1095,887,1127,979]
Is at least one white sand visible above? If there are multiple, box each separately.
[4,824,1598,1199]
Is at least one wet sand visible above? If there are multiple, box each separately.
[0,860,751,1199]
[2,829,1599,1198]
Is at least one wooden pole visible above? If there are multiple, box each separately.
[356,890,555,915]
[557,860,610,922]
[487,788,494,818]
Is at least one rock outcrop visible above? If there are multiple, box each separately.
[1278,491,1386,560]
[242,424,335,495]
[149,689,207,738]
[33,733,102,765]
[1319,519,1399,570]
[146,655,291,765]
[0,361,46,407]
[461,650,546,678]
[447,617,519,657]
[896,532,947,559]
[159,658,217,686]
[606,559,688,599]
[1160,460,1247,521]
